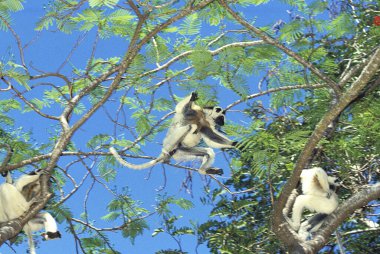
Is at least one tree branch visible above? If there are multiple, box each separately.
[306,183,380,252]
[226,84,325,110]
[218,0,342,97]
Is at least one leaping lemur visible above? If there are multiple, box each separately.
[110,92,237,175]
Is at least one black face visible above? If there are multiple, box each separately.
[204,106,226,126]
[45,231,62,239]
[215,115,225,126]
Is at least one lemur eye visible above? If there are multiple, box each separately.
[215,107,222,113]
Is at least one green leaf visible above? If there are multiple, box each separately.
[71,9,103,31]
[173,226,194,236]
[171,198,194,210]
[108,9,134,23]
[327,13,355,38]
[189,49,213,72]
[35,15,54,31]
[89,0,119,8]
[122,219,149,244]
[0,0,24,12]
[152,228,164,237]
[101,211,121,222]
[179,13,201,36]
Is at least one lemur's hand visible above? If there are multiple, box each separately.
[190,91,198,101]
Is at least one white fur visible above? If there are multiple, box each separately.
[110,92,236,174]
[0,172,60,254]
[286,167,339,232]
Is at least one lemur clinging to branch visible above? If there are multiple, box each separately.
[285,167,340,240]
[0,170,61,254]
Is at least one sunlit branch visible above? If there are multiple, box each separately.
[150,66,193,89]
[342,227,380,236]
[0,78,12,91]
[141,40,265,78]
[10,81,60,120]
[0,15,27,69]
[70,211,156,232]
[207,29,248,47]
[209,174,256,195]
[226,84,326,110]
[338,54,374,88]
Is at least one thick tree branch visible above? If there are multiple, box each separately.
[305,183,380,252]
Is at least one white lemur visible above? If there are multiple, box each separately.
[110,92,237,175]
[285,167,339,240]
[0,171,61,254]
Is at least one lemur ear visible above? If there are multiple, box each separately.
[214,107,222,113]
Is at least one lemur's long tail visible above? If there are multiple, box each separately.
[109,147,163,170]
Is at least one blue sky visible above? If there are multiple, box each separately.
[0,1,292,253]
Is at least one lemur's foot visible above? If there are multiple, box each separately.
[205,167,223,175]
[284,216,300,231]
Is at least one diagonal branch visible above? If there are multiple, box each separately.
[226,84,325,110]
[305,183,380,252]
[218,0,342,97]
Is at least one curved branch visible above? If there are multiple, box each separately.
[10,83,60,120]
[225,84,325,110]
[70,211,155,232]
[0,78,12,91]
[141,40,265,78]
[0,15,26,69]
